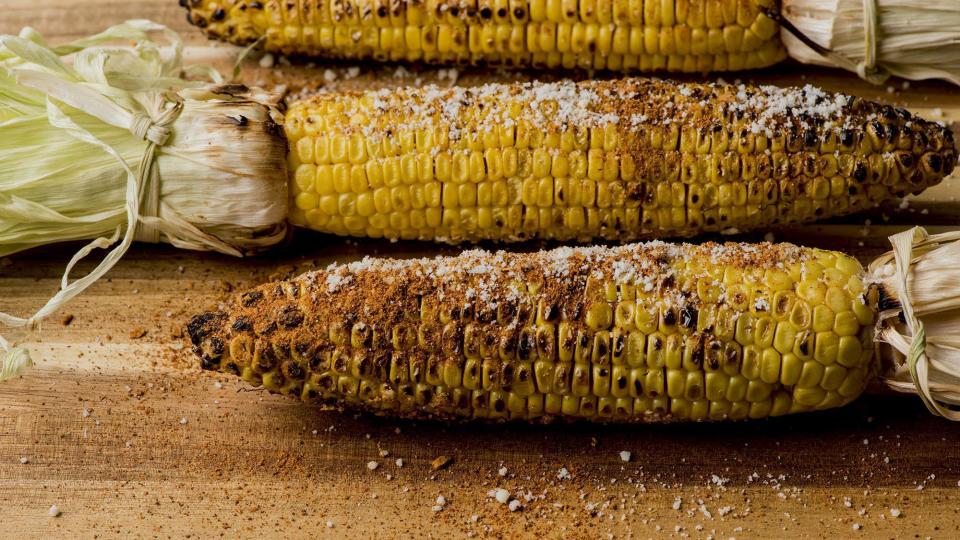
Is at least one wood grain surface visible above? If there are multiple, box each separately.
[2,2,960,538]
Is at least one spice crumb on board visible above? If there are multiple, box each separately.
[431,455,454,471]
[60,314,74,326]
[128,327,147,339]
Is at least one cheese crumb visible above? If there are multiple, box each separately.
[48,505,60,517]
[493,488,511,504]
[890,508,902,518]
[498,467,508,477]
[619,451,631,462]
[508,499,522,512]
[19,457,29,464]
[367,461,379,471]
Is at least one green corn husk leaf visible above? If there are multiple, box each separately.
[0,20,289,377]
[0,20,289,257]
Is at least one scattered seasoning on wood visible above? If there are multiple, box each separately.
[129,327,147,339]
[431,455,453,471]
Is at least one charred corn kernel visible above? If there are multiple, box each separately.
[194,240,886,423]
[279,78,957,243]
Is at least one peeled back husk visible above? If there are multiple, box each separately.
[0,21,289,257]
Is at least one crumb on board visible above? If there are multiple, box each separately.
[129,327,147,339]
[60,314,74,326]
[431,455,453,471]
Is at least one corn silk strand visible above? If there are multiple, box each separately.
[871,228,960,419]
[0,21,288,380]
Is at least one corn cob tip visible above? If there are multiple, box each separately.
[190,240,881,423]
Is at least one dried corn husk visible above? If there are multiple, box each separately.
[782,0,960,85]
[0,21,288,379]
[871,228,960,419]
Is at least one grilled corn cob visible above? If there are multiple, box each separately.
[283,78,956,242]
[180,0,787,72]
[189,241,882,422]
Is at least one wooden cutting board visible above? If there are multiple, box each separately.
[2,2,960,538]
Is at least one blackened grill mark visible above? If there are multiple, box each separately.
[870,121,886,141]
[200,355,219,371]
[232,317,253,332]
[241,290,264,307]
[877,287,901,311]
[612,335,624,356]
[277,306,305,328]
[853,162,868,183]
[840,129,855,147]
[680,306,697,329]
[518,367,529,382]
[187,311,226,346]
[502,364,515,384]
[285,362,305,380]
